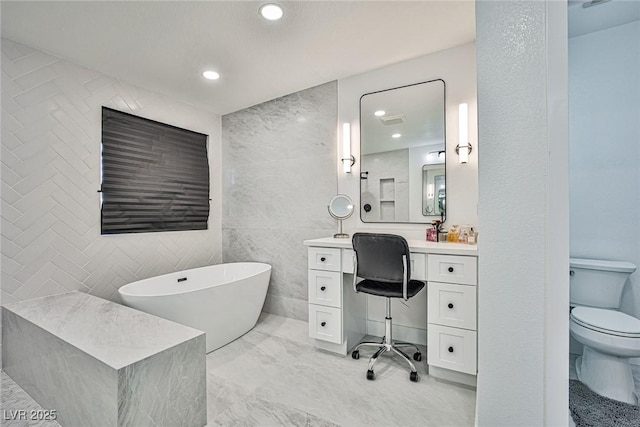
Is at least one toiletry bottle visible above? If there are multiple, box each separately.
[459,228,468,244]
[439,229,448,243]
[468,228,477,245]
[448,225,459,243]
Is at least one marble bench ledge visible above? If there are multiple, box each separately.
[2,291,204,370]
[2,291,207,427]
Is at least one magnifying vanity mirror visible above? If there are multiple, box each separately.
[360,79,446,223]
[328,194,354,238]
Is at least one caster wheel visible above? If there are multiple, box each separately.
[413,352,422,362]
[352,350,360,360]
[366,370,375,380]
[410,371,418,382]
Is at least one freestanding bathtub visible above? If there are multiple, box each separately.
[118,262,271,353]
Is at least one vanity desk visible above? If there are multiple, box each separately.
[303,236,479,386]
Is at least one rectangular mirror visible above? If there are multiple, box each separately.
[360,79,446,223]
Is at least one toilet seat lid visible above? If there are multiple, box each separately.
[571,307,640,338]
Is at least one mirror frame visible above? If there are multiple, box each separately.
[328,194,354,220]
[359,79,446,224]
[328,194,354,239]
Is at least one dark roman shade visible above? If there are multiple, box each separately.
[101,107,210,234]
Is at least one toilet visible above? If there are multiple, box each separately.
[569,257,640,404]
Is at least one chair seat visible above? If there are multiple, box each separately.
[356,279,425,298]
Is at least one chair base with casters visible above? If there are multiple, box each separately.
[351,298,423,382]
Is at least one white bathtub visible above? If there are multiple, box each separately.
[118,262,271,353]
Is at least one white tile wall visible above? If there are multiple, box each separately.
[1,37,223,362]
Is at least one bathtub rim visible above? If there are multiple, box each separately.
[118,262,271,298]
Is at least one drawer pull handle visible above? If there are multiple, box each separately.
[447,303,454,309]
[448,266,454,273]
[320,286,326,291]
[448,346,454,353]
[320,257,326,262]
[321,321,327,327]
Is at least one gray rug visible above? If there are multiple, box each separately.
[569,380,640,427]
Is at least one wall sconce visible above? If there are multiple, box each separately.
[427,184,435,199]
[456,103,472,164]
[341,122,356,173]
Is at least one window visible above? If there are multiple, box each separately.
[101,107,209,234]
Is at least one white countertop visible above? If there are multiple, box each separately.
[3,291,204,370]
[303,236,478,256]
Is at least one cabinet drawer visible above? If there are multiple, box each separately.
[410,253,426,281]
[427,255,477,285]
[342,249,354,274]
[308,270,341,308]
[428,282,477,330]
[309,304,342,344]
[427,324,477,375]
[308,247,341,272]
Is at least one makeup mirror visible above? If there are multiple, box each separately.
[328,194,354,238]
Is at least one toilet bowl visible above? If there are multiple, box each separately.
[570,306,640,404]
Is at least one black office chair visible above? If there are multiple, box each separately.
[351,233,426,382]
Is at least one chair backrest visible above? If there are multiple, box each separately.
[352,233,411,283]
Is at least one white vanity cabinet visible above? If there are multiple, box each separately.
[427,254,478,385]
[303,237,478,386]
[306,246,367,354]
[307,247,343,344]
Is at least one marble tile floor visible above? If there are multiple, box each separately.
[2,313,477,426]
[205,313,476,426]
[1,372,60,427]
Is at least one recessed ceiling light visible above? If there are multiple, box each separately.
[259,3,284,21]
[202,70,220,80]
[392,133,401,139]
[374,110,386,117]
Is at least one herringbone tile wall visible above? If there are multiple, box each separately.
[1,38,222,310]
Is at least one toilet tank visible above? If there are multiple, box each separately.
[569,258,636,308]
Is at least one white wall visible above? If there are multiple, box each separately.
[338,42,478,240]
[475,1,569,426]
[336,43,477,341]
[1,37,222,306]
[569,20,640,319]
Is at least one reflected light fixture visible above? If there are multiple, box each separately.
[341,123,355,173]
[202,70,220,80]
[456,103,472,164]
[259,3,284,20]
[374,110,386,117]
[392,133,401,139]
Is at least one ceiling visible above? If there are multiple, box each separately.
[568,0,640,38]
[0,1,476,115]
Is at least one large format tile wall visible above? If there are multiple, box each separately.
[1,38,223,362]
[222,82,337,320]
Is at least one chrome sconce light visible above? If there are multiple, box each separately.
[456,103,472,164]
[341,123,356,173]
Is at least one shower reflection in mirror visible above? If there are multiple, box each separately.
[422,164,445,217]
[359,79,445,223]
